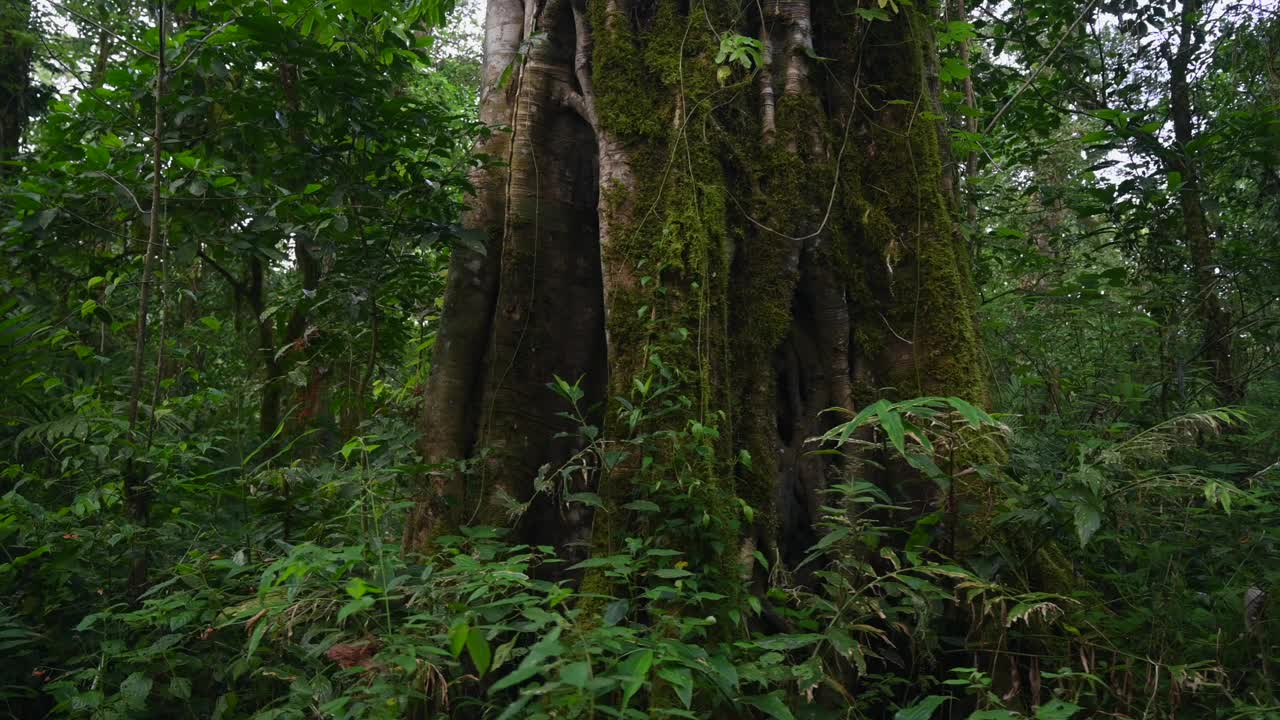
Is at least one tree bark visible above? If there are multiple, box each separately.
[125,0,167,593]
[0,0,33,168]
[406,0,989,590]
[1168,0,1237,403]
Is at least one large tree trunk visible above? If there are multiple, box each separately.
[0,0,33,167]
[406,0,988,587]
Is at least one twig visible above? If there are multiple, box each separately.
[983,0,1099,135]
[46,1,159,60]
[170,19,238,73]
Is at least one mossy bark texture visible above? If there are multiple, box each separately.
[0,0,32,168]
[405,0,988,587]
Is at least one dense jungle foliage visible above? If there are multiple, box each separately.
[1,0,1278,718]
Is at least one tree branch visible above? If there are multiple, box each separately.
[47,1,158,60]
[197,247,248,298]
[984,0,1098,135]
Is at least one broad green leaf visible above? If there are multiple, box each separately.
[448,621,469,658]
[709,653,739,690]
[466,627,492,676]
[658,666,694,708]
[604,599,629,626]
[740,692,796,720]
[565,492,603,508]
[894,694,948,720]
[1073,503,1102,547]
[488,664,540,693]
[561,660,591,688]
[120,672,153,708]
[945,397,994,427]
[880,410,906,454]
[336,595,373,622]
[618,649,654,706]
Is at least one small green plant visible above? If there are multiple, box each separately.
[714,33,764,71]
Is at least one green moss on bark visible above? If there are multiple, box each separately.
[588,0,743,598]
[860,8,987,406]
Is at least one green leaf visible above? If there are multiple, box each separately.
[466,627,492,676]
[120,672,153,709]
[169,676,192,700]
[494,696,532,720]
[246,618,269,658]
[710,653,739,690]
[1035,699,1082,720]
[1203,480,1234,514]
[938,20,975,47]
[345,577,379,599]
[803,46,833,62]
[879,410,906,454]
[84,144,110,168]
[740,692,796,720]
[826,628,859,659]
[906,452,945,482]
[1073,503,1102,547]
[894,695,948,720]
[489,626,563,693]
[658,667,694,709]
[449,621,469,658]
[812,526,851,552]
[561,660,591,688]
[336,595,374,622]
[488,664,540,693]
[623,500,660,512]
[75,609,109,632]
[940,57,971,82]
[754,634,823,651]
[565,492,603,508]
[945,397,994,427]
[854,7,891,21]
[604,599,629,626]
[618,649,654,706]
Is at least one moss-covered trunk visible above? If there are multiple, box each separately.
[0,0,32,168]
[406,0,987,594]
